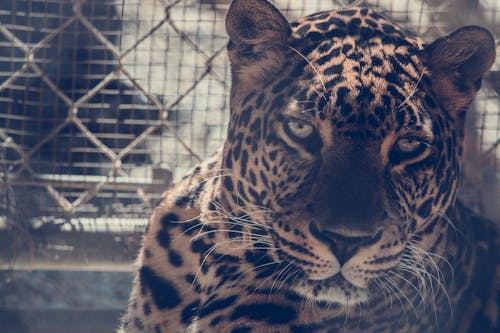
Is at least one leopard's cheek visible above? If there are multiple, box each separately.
[341,226,408,288]
[389,169,444,234]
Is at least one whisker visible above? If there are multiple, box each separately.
[248,259,293,298]
[192,237,278,287]
[191,229,272,244]
[395,262,429,308]
[382,275,410,324]
[287,45,328,101]
[398,240,454,330]
[395,68,427,110]
[230,260,282,287]
[269,259,296,296]
[435,211,463,236]
[407,241,454,283]
[300,107,317,114]
[372,277,391,308]
[293,100,315,105]
[390,269,426,311]
[277,266,301,292]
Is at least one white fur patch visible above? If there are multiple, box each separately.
[292,279,369,307]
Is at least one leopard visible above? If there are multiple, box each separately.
[119,0,499,332]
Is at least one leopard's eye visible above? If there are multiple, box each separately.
[396,138,423,153]
[389,137,430,165]
[284,120,315,140]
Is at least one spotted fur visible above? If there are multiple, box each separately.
[120,1,499,332]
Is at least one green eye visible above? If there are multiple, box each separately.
[284,120,315,139]
[396,138,424,153]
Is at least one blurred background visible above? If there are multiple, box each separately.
[0,0,498,332]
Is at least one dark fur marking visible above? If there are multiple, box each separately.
[227,219,243,239]
[240,149,249,177]
[328,16,346,28]
[134,317,144,330]
[244,250,273,265]
[230,303,296,324]
[381,23,398,34]
[259,170,270,188]
[305,31,323,41]
[249,169,257,186]
[296,24,311,36]
[324,28,347,39]
[156,229,171,249]
[335,86,350,107]
[230,327,252,333]
[239,106,253,127]
[365,18,378,28]
[168,249,183,267]
[143,302,151,316]
[175,195,190,207]
[241,91,255,106]
[255,93,265,108]
[317,41,333,54]
[181,299,200,325]
[224,177,234,192]
[199,295,238,318]
[191,238,212,255]
[347,18,362,33]
[159,213,180,229]
[225,148,233,169]
[185,273,196,284]
[315,21,331,31]
[237,180,250,201]
[317,47,341,66]
[139,267,181,309]
[417,198,433,218]
[337,9,358,16]
[181,219,202,235]
[324,64,343,76]
[272,78,293,94]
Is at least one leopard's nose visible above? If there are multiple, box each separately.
[310,222,382,265]
[327,231,381,265]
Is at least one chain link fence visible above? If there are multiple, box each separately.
[0,1,499,331]
[0,0,498,269]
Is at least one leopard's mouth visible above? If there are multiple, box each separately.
[291,273,370,306]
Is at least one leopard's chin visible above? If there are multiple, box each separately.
[291,273,369,306]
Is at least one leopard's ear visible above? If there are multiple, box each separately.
[425,26,496,117]
[226,0,291,82]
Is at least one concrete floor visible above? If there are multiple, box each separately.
[0,309,123,333]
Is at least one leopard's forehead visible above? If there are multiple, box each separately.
[285,7,428,133]
[292,7,423,51]
[295,8,417,35]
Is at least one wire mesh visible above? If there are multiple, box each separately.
[0,0,498,239]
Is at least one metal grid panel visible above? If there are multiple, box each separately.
[0,0,498,227]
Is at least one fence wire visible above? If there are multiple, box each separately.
[0,0,498,237]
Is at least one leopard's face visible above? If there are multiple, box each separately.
[221,0,495,306]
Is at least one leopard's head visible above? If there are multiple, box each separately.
[219,0,495,305]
